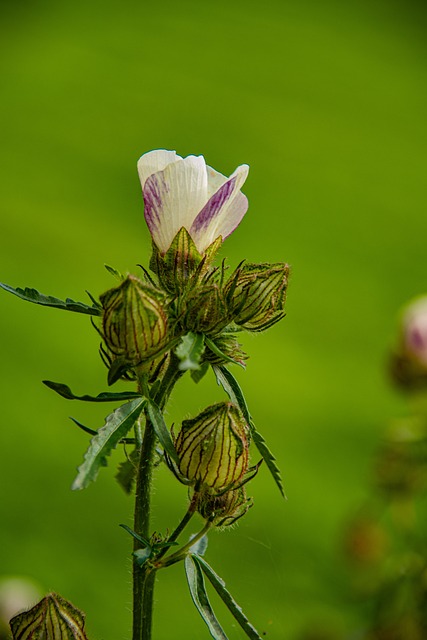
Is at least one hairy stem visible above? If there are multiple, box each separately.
[157,522,212,569]
[132,355,183,640]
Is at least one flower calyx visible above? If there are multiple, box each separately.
[100,274,174,384]
[226,262,290,332]
[196,486,253,528]
[174,402,250,492]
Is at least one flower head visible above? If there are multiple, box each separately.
[137,150,249,255]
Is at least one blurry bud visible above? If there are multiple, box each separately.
[100,275,171,380]
[343,514,387,566]
[226,262,289,332]
[150,228,221,295]
[197,486,253,528]
[181,285,230,335]
[374,419,427,497]
[390,296,427,390]
[9,592,88,640]
[203,334,247,367]
[175,402,250,491]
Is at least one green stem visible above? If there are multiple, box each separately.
[132,355,183,640]
[155,492,199,562]
[157,522,212,569]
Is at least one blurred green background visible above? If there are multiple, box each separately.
[1,0,426,638]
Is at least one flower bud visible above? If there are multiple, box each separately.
[175,402,249,491]
[100,275,170,376]
[390,296,427,390]
[150,227,221,295]
[226,262,289,331]
[197,486,253,528]
[9,593,88,640]
[203,334,247,367]
[181,285,230,335]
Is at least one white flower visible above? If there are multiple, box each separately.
[137,150,249,254]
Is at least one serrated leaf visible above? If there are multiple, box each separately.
[0,283,101,316]
[184,556,227,640]
[194,556,263,640]
[213,365,285,498]
[250,422,286,498]
[43,380,142,402]
[146,400,180,465]
[72,398,146,490]
[9,592,89,640]
[175,332,205,371]
[115,448,139,494]
[191,361,209,384]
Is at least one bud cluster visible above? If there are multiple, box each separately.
[99,228,289,381]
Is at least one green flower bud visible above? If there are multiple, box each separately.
[197,486,253,528]
[9,592,88,640]
[175,402,249,491]
[150,227,221,296]
[226,262,289,332]
[202,334,247,367]
[100,275,170,376]
[181,284,230,335]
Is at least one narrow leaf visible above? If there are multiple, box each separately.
[146,400,180,465]
[212,365,251,424]
[0,283,101,316]
[72,398,146,490]
[119,524,151,547]
[184,556,228,640]
[250,422,286,498]
[104,264,124,280]
[43,380,142,402]
[69,417,135,444]
[176,332,205,371]
[189,533,209,557]
[194,556,263,640]
[10,592,89,640]
[213,365,285,498]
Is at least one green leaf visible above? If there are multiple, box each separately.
[72,398,146,490]
[191,361,209,384]
[146,400,180,465]
[250,423,286,498]
[115,448,139,494]
[175,332,205,371]
[184,556,228,640]
[213,365,285,498]
[189,533,208,557]
[212,365,251,424]
[133,547,153,567]
[119,524,151,547]
[0,282,101,316]
[9,592,89,640]
[104,264,124,280]
[43,380,142,402]
[194,555,263,640]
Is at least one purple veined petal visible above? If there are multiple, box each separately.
[137,149,180,190]
[206,165,228,198]
[143,155,208,253]
[190,164,249,252]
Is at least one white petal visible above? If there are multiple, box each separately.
[137,149,181,190]
[143,155,208,253]
[206,165,228,198]
[190,164,249,252]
